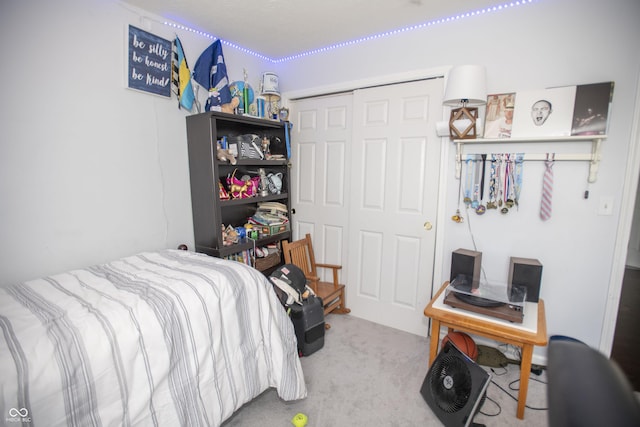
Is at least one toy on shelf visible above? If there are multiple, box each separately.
[216,141,237,165]
[227,169,259,199]
[222,224,239,246]
[220,97,239,114]
[218,181,229,200]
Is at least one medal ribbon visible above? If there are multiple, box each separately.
[464,155,475,206]
[488,154,498,208]
[513,153,524,208]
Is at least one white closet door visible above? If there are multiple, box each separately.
[348,78,443,336]
[289,93,354,278]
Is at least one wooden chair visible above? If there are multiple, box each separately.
[282,233,350,328]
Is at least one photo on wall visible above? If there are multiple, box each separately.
[511,86,576,138]
[483,92,516,139]
[571,82,614,136]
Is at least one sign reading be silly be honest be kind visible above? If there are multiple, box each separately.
[127,25,171,97]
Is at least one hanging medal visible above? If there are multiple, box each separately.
[501,154,510,214]
[497,154,504,208]
[452,170,464,223]
[475,154,487,215]
[471,154,481,209]
[487,154,498,210]
[505,154,516,209]
[513,153,524,209]
[463,155,474,207]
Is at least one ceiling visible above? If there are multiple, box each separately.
[123,0,509,60]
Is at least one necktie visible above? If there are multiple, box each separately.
[540,155,554,221]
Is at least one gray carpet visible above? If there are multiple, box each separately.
[222,314,549,426]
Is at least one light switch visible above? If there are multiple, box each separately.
[598,196,614,216]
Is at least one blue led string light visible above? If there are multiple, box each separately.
[163,21,273,61]
[164,0,535,63]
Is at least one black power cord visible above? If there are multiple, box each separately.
[476,366,549,419]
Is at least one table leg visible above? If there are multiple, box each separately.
[428,319,441,366]
[517,344,534,419]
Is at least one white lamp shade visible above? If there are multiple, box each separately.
[443,65,487,107]
[260,72,281,98]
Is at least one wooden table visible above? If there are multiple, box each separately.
[424,282,547,419]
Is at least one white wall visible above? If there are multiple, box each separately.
[279,0,640,354]
[0,0,270,283]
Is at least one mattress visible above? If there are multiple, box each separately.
[0,249,306,426]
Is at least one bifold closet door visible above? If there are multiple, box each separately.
[347,78,443,336]
[289,78,444,335]
[289,93,354,282]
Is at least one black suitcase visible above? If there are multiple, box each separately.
[290,295,325,356]
[269,264,325,356]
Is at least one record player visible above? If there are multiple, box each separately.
[444,275,526,323]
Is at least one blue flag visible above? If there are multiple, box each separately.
[193,40,231,109]
[171,36,195,110]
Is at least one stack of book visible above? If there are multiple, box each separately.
[247,202,289,236]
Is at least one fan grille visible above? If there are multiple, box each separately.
[429,353,472,413]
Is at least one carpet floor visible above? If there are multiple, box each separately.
[222,314,549,426]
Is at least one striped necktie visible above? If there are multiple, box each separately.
[540,155,554,221]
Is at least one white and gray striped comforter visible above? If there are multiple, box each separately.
[0,250,307,426]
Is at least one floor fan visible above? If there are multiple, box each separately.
[420,340,491,427]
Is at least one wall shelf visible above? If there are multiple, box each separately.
[453,135,606,183]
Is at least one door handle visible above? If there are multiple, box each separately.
[424,221,433,231]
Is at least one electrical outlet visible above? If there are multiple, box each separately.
[598,196,614,216]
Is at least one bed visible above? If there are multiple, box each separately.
[0,249,307,426]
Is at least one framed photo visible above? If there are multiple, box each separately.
[511,87,576,138]
[571,82,614,136]
[278,107,290,122]
[483,93,516,139]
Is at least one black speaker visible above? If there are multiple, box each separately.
[450,249,482,290]
[508,257,542,303]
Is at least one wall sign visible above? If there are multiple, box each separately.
[127,25,171,97]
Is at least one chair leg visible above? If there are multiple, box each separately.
[336,289,351,314]
[320,289,349,330]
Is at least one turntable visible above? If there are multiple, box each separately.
[444,276,526,323]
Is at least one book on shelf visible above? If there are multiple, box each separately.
[224,249,254,267]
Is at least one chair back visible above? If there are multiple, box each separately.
[282,234,318,278]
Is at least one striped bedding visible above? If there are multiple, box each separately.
[0,250,307,426]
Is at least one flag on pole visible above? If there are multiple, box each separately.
[171,36,195,110]
[193,40,231,111]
